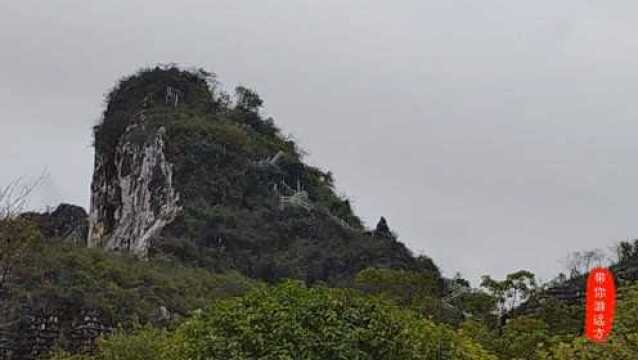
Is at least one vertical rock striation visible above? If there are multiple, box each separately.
[88,113,181,256]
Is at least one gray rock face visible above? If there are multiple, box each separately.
[21,204,89,245]
[87,114,181,256]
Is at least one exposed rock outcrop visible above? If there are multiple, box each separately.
[1,66,444,359]
[86,66,439,283]
[374,216,395,240]
[21,204,88,245]
[88,115,181,256]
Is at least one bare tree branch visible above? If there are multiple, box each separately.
[0,173,46,219]
[0,174,46,294]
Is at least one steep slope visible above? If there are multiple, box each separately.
[88,66,439,283]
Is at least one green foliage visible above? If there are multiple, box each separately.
[616,240,638,265]
[95,327,172,360]
[234,86,263,112]
[50,326,171,360]
[355,268,441,299]
[497,316,550,359]
[38,65,638,359]
[300,165,364,229]
[0,217,40,293]
[458,320,497,352]
[90,66,430,286]
[94,66,214,158]
[531,297,582,336]
[481,270,537,324]
[461,315,551,359]
[354,268,446,322]
[452,291,498,326]
[458,279,638,359]
[512,283,638,359]
[536,337,635,360]
[166,116,251,154]
[66,281,495,360]
[10,243,255,327]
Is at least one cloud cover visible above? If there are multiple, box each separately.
[2,0,638,284]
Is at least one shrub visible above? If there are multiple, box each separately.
[69,281,495,359]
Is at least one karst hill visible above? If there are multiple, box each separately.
[0,66,442,359]
[6,66,638,359]
[87,66,439,283]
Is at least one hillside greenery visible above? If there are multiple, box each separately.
[93,66,438,285]
[50,272,638,360]
[9,243,255,325]
[4,196,638,359]
[0,225,256,356]
[53,281,496,360]
[8,66,638,359]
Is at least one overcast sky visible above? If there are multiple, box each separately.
[3,0,638,285]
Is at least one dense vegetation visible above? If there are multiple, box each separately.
[2,214,635,359]
[10,244,254,325]
[0,226,255,357]
[53,281,495,360]
[93,66,439,285]
[6,66,638,359]
[45,264,638,359]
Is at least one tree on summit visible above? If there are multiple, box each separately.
[235,86,263,112]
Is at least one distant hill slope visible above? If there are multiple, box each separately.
[88,66,439,283]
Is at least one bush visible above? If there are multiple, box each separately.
[67,281,495,359]
[8,243,255,342]
[51,326,170,360]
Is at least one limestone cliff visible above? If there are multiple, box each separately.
[88,116,180,255]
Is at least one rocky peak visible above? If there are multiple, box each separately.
[374,216,395,240]
[85,66,438,282]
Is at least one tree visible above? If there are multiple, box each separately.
[480,270,537,328]
[452,272,470,288]
[354,267,441,307]
[60,281,496,359]
[614,240,638,265]
[461,316,550,360]
[506,270,537,309]
[497,316,549,360]
[533,297,582,336]
[562,249,607,278]
[532,284,638,359]
[452,291,497,327]
[537,337,635,360]
[234,86,263,112]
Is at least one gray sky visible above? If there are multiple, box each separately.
[2,0,638,285]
